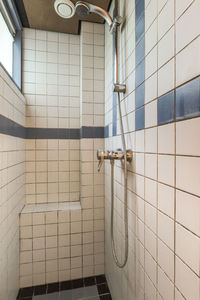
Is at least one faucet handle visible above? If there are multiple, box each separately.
[97,149,104,172]
[98,159,103,172]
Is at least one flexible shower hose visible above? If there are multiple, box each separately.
[110,92,128,268]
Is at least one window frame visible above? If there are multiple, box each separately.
[0,0,22,90]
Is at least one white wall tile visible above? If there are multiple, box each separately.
[176,190,200,236]
[158,0,174,40]
[158,58,175,97]
[176,156,200,196]
[158,155,175,186]
[158,239,174,280]
[145,72,157,103]
[176,0,200,52]
[145,154,157,180]
[176,36,200,86]
[158,212,174,250]
[158,183,174,218]
[145,251,157,286]
[145,0,158,31]
[135,153,145,175]
[145,202,157,233]
[175,288,185,300]
[176,223,200,274]
[176,0,194,19]
[145,46,157,79]
[158,123,175,154]
[176,118,200,156]
[158,266,174,300]
[158,26,174,68]
[145,273,157,299]
[145,100,157,128]
[145,226,157,259]
[145,127,157,153]
[145,20,157,55]
[145,178,157,207]
[175,257,200,300]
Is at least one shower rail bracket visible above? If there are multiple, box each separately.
[110,16,123,33]
[113,83,126,93]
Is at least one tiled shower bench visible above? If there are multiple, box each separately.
[19,201,105,290]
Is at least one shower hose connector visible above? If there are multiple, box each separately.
[110,16,123,33]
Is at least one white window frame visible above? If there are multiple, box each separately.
[0,0,16,37]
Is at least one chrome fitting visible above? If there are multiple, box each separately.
[110,16,123,33]
[113,83,126,93]
[97,149,132,167]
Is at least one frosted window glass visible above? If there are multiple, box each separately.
[0,11,13,76]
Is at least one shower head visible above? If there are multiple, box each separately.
[75,1,90,18]
[54,0,75,18]
[75,1,113,27]
[54,0,115,31]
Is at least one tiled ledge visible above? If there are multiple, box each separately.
[21,201,81,214]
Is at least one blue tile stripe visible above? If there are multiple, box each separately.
[0,115,107,139]
[104,125,109,138]
[81,126,105,139]
[135,107,145,131]
[0,114,26,138]
[26,128,80,139]
[176,76,200,121]
[158,76,200,126]
[158,91,175,125]
[135,0,145,131]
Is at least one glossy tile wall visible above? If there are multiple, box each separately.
[0,66,26,300]
[19,23,105,288]
[104,0,200,299]
[23,28,80,204]
[80,22,105,277]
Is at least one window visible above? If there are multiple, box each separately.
[0,10,14,76]
[0,0,17,77]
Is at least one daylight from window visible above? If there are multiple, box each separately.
[0,11,13,76]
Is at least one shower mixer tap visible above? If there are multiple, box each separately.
[97,149,132,172]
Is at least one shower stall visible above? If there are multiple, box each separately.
[0,0,200,300]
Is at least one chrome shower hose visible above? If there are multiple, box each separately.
[110,92,128,268]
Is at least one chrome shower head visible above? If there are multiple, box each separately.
[75,1,90,17]
[54,0,75,18]
[54,0,115,31]
[75,1,113,28]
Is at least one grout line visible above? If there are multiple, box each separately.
[173,0,177,295]
[175,0,195,21]
[156,2,159,297]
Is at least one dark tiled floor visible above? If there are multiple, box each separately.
[17,275,112,300]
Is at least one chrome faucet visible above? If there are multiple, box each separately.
[97,149,132,172]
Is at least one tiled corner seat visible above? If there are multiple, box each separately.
[21,202,81,214]
[19,202,85,287]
